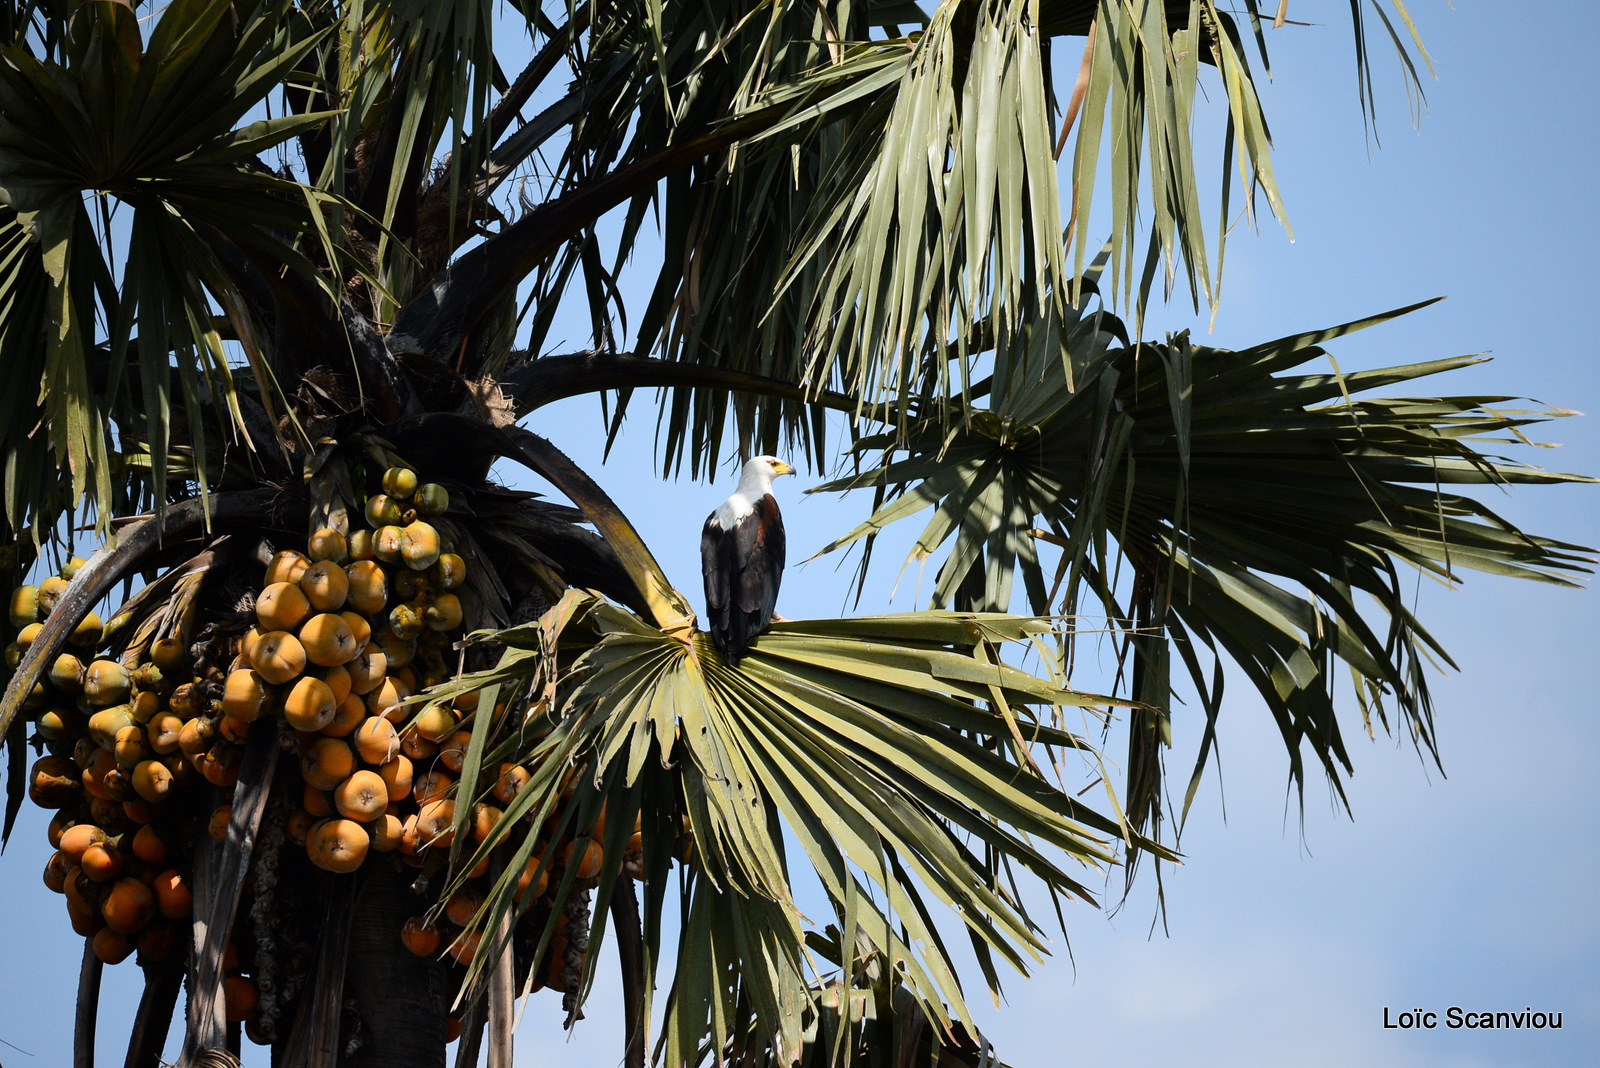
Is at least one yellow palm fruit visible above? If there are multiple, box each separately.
[348,529,375,561]
[431,554,466,590]
[372,525,403,563]
[365,494,402,528]
[306,528,348,564]
[67,612,103,650]
[382,468,418,498]
[424,593,462,632]
[83,661,131,707]
[399,522,441,571]
[36,575,69,615]
[8,585,39,627]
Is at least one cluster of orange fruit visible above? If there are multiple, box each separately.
[397,791,648,991]
[16,559,199,968]
[230,468,470,876]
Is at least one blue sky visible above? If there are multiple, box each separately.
[1,4,1596,1066]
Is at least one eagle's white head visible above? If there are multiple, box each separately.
[736,455,796,496]
[713,455,795,526]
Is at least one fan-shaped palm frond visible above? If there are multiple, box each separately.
[408,591,1158,1062]
[811,295,1594,864]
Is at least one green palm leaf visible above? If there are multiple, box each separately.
[409,591,1156,1062]
[811,298,1595,865]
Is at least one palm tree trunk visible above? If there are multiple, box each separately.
[344,862,451,1067]
[75,939,102,1068]
[124,960,185,1068]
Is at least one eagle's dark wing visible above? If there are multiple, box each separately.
[701,510,732,646]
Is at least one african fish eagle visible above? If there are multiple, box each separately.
[701,455,795,665]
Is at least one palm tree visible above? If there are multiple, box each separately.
[0,2,1588,1067]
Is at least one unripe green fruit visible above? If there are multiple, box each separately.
[414,484,449,516]
[383,468,419,498]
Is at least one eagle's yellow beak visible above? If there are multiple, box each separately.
[772,460,795,476]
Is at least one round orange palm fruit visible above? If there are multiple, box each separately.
[323,692,366,738]
[424,592,462,632]
[283,676,337,732]
[438,730,472,772]
[300,613,359,667]
[445,889,483,927]
[30,755,80,808]
[101,877,156,934]
[415,799,455,848]
[399,521,441,571]
[131,759,174,804]
[334,770,388,822]
[83,660,131,707]
[366,674,412,721]
[222,668,271,721]
[146,712,184,755]
[372,525,404,563]
[400,916,439,957]
[302,783,333,817]
[348,529,375,562]
[209,805,233,842]
[377,755,413,803]
[285,809,314,845]
[223,976,259,1022]
[93,927,134,965]
[377,630,414,669]
[370,813,404,852]
[412,703,456,743]
[132,825,170,866]
[249,631,306,685]
[43,851,71,894]
[400,731,435,760]
[412,769,453,806]
[301,737,355,791]
[345,560,387,615]
[514,856,549,901]
[264,549,310,586]
[346,645,387,695]
[472,803,503,844]
[432,553,466,590]
[316,663,353,705]
[59,823,108,863]
[447,930,481,967]
[312,818,370,873]
[492,763,530,805]
[152,869,192,918]
[299,559,349,612]
[355,715,400,764]
[256,581,311,632]
[563,837,603,879]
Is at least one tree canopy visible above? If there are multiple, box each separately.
[0,2,1590,1065]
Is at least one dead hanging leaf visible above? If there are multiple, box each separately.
[467,375,516,428]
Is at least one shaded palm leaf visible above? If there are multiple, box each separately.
[811,298,1594,868]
